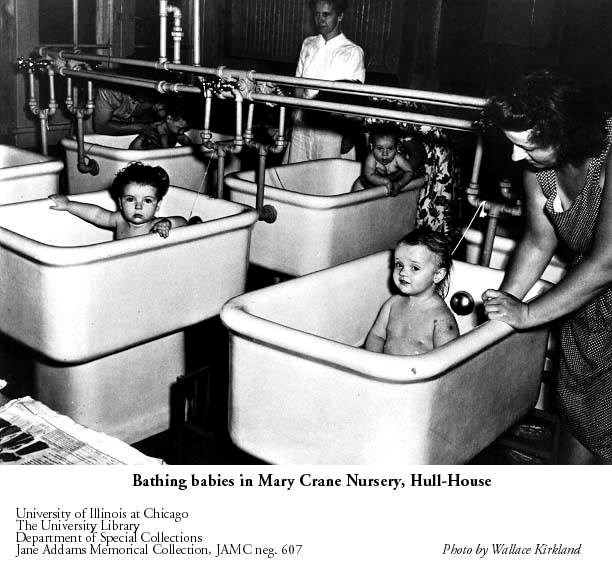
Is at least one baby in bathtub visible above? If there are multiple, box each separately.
[49,162,187,239]
[364,227,459,355]
[351,125,421,195]
[128,104,192,150]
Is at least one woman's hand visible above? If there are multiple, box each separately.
[481,289,532,329]
[150,218,172,238]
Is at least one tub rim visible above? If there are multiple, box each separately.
[0,190,258,267]
[225,159,426,210]
[0,146,64,181]
[220,253,549,384]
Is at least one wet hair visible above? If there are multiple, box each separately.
[368,123,401,147]
[397,227,452,297]
[309,0,348,13]
[484,69,606,166]
[110,162,170,202]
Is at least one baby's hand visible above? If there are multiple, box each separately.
[48,194,70,210]
[385,179,398,197]
[150,218,172,238]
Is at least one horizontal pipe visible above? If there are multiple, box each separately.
[58,68,201,94]
[251,93,476,131]
[250,73,486,108]
[41,49,486,109]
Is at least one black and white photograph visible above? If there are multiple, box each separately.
[0,1,610,563]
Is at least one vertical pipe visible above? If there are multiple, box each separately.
[216,148,226,199]
[234,91,243,145]
[469,134,484,191]
[243,102,255,143]
[159,0,168,63]
[73,0,79,51]
[193,0,201,66]
[255,145,267,215]
[39,113,49,156]
[276,106,286,143]
[480,210,500,267]
[171,9,182,64]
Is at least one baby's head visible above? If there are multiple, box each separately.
[393,227,452,298]
[369,125,401,165]
[110,162,170,225]
[164,103,190,137]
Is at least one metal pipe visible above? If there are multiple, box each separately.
[168,5,183,64]
[159,0,168,63]
[201,87,213,146]
[75,110,99,175]
[52,64,477,133]
[468,134,485,193]
[57,67,201,95]
[233,88,243,149]
[47,68,58,114]
[254,144,277,223]
[243,102,255,144]
[38,112,48,156]
[40,50,486,109]
[27,70,39,114]
[252,93,476,131]
[216,146,225,199]
[72,0,79,51]
[481,212,500,268]
[193,0,201,66]
[249,73,487,108]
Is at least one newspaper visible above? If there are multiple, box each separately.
[0,396,162,465]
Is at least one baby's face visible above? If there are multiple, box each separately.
[119,182,160,225]
[371,135,398,165]
[167,116,189,136]
[393,243,441,297]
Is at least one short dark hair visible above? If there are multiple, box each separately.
[309,0,348,13]
[397,227,453,297]
[110,162,170,201]
[484,69,606,166]
[368,123,401,146]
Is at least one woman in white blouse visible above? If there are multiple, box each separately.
[284,0,365,163]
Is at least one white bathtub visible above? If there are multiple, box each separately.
[0,188,257,442]
[221,253,551,464]
[225,158,425,276]
[462,227,566,284]
[61,130,241,195]
[0,145,63,204]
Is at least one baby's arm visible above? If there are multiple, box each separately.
[361,154,392,192]
[432,307,460,349]
[364,299,392,352]
[128,134,146,150]
[388,154,414,193]
[49,195,116,230]
[149,216,188,238]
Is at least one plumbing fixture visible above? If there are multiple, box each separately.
[465,134,522,267]
[159,1,183,64]
[17,57,59,156]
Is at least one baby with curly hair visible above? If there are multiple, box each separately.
[49,162,187,239]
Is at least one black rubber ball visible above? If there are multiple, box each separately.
[450,291,475,316]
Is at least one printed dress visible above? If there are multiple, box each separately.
[536,122,612,460]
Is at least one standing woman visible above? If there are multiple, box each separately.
[482,70,612,464]
[284,0,365,163]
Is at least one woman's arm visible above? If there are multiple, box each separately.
[485,149,612,328]
[499,169,559,298]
